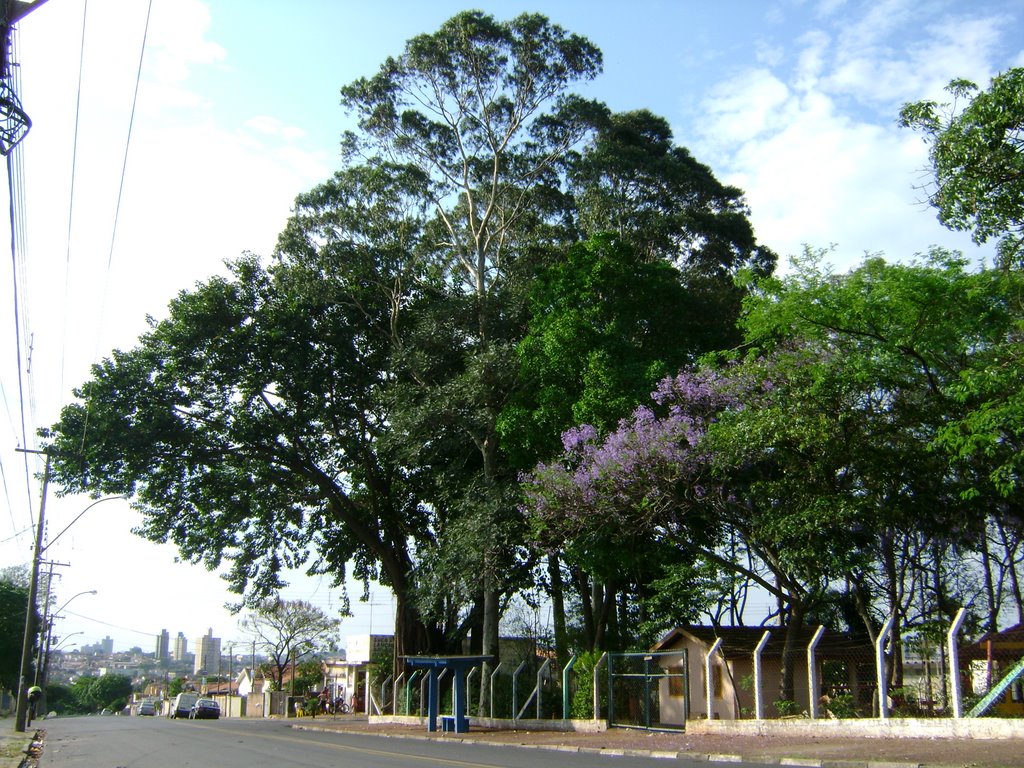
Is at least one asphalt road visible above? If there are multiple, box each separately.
[36,715,778,768]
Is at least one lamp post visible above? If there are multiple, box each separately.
[15,488,126,732]
[37,589,95,717]
[37,591,98,685]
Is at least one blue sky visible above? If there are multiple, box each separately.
[1,0,1021,652]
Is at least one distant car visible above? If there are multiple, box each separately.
[100,708,113,716]
[189,699,220,720]
[170,692,198,719]
[138,700,157,716]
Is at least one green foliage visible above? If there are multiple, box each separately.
[568,650,607,719]
[0,567,31,691]
[824,693,859,719]
[294,659,324,697]
[900,68,1024,268]
[773,698,802,717]
[499,234,695,468]
[71,674,133,713]
[43,684,75,715]
[167,677,184,697]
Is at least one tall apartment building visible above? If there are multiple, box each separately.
[100,636,114,656]
[193,628,221,675]
[155,629,170,661]
[172,631,188,661]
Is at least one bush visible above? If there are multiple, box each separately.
[774,699,802,717]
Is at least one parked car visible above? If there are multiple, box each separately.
[170,692,198,719]
[137,700,157,716]
[189,699,220,720]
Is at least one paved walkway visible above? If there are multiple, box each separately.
[0,726,39,768]
[294,717,1024,768]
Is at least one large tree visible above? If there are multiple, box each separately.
[901,69,1024,501]
[240,598,341,692]
[336,10,606,690]
[524,248,1024,696]
[42,252,438,657]
[40,12,775,683]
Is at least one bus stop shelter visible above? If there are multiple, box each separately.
[402,655,491,733]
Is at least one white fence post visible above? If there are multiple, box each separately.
[489,661,504,720]
[593,652,607,720]
[876,614,896,719]
[807,625,826,719]
[947,607,967,718]
[706,637,723,721]
[753,630,770,720]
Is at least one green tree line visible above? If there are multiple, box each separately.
[37,12,1022,707]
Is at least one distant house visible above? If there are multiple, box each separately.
[959,623,1024,717]
[651,625,874,722]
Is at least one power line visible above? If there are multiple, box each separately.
[64,607,156,638]
[76,0,153,458]
[58,0,89,407]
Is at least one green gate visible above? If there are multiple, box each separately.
[608,650,688,730]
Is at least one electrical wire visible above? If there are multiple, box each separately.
[58,0,89,410]
[76,0,153,458]
[3,22,38,544]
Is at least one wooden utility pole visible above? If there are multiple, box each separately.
[15,450,49,732]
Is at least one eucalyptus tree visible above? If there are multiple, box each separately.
[336,10,605,679]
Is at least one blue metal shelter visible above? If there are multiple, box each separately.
[402,655,491,733]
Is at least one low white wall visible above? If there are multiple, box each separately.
[689,718,1024,740]
[371,715,608,733]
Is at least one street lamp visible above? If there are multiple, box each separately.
[51,631,83,652]
[15,488,126,732]
[37,590,98,685]
[37,590,97,714]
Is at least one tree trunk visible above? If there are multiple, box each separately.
[778,599,805,704]
[548,554,568,664]
[980,523,999,634]
[574,568,596,651]
[477,578,500,714]
[995,518,1024,624]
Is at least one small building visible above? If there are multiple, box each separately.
[959,623,1024,717]
[651,625,874,722]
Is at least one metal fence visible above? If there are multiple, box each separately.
[607,651,688,730]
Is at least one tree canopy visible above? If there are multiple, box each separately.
[41,10,774,670]
[900,68,1024,268]
[240,598,341,692]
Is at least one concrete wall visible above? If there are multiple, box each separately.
[690,717,1024,740]
[371,715,608,733]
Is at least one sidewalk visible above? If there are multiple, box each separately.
[0,725,38,768]
[293,717,1024,768]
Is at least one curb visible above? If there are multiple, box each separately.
[290,724,924,767]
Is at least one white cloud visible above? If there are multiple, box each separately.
[701,69,792,147]
[693,2,1005,268]
[245,115,308,141]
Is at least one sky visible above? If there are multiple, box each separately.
[0,0,1021,655]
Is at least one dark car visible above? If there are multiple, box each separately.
[189,699,220,720]
[137,700,157,716]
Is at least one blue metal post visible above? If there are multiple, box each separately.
[453,666,468,731]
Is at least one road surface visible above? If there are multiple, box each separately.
[36,715,777,768]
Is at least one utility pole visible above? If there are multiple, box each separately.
[15,450,49,732]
